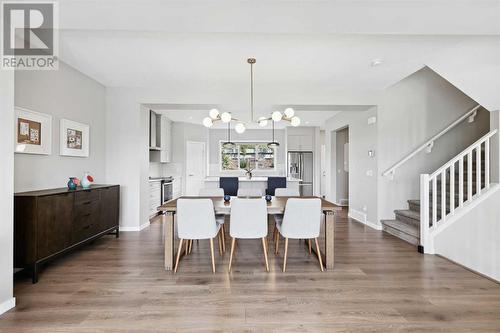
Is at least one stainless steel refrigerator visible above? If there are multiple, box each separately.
[288,152,313,196]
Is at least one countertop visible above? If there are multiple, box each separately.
[205,176,302,182]
[15,184,119,197]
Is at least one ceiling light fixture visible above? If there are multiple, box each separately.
[246,58,302,149]
[221,122,235,148]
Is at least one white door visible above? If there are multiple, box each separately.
[186,141,206,195]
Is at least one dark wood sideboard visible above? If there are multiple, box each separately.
[14,185,120,283]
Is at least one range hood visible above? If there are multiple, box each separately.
[149,110,162,150]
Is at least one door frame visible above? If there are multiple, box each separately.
[185,141,207,195]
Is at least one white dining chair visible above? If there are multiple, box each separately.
[199,188,224,196]
[274,188,300,197]
[198,187,226,251]
[274,198,323,272]
[237,188,263,197]
[228,198,269,272]
[175,199,225,273]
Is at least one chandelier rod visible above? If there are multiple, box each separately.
[248,58,256,123]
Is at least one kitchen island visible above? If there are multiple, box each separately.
[204,176,301,193]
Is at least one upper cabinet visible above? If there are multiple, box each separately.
[160,116,172,163]
[287,134,314,151]
[149,111,172,163]
[149,110,162,150]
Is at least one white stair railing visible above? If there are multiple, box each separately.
[382,105,481,179]
[420,130,497,251]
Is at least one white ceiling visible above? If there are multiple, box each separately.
[51,0,500,125]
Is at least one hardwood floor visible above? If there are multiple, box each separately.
[2,208,500,332]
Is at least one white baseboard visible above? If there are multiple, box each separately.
[0,297,15,316]
[348,208,382,231]
[120,221,150,232]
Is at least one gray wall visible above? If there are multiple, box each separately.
[326,108,378,226]
[0,71,15,313]
[377,67,490,222]
[14,61,106,192]
[208,129,286,176]
[335,127,349,204]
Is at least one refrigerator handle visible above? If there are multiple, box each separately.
[299,154,304,181]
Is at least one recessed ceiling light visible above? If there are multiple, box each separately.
[371,59,383,67]
[189,116,193,120]
[305,121,310,124]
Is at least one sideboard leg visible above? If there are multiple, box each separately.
[116,227,120,238]
[32,263,39,284]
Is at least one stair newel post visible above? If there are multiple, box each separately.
[420,174,430,254]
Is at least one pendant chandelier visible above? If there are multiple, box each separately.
[202,58,302,147]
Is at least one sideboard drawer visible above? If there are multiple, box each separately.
[75,190,100,204]
[73,200,100,243]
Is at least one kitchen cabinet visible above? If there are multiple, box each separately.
[287,134,314,151]
[160,116,172,163]
[14,185,120,283]
[149,181,162,217]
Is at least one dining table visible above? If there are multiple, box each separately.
[157,196,342,271]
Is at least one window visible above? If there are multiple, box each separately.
[221,142,275,171]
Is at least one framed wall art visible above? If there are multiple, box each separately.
[60,119,89,157]
[15,107,52,155]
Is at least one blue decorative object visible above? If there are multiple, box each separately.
[265,195,272,202]
[224,194,231,202]
[67,177,77,190]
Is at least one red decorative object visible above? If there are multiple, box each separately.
[87,175,94,182]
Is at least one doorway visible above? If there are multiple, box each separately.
[333,127,349,206]
[185,141,206,195]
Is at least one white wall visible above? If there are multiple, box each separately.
[325,108,378,227]
[434,186,500,282]
[0,71,15,314]
[208,129,286,177]
[377,67,490,222]
[14,61,106,192]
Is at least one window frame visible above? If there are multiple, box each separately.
[219,140,277,172]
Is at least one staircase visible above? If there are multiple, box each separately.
[381,130,494,249]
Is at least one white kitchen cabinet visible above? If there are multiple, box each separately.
[160,116,172,163]
[287,134,313,151]
[149,181,162,217]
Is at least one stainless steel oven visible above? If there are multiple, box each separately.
[161,177,173,204]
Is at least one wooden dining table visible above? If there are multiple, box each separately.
[157,196,341,271]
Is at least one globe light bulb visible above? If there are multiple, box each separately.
[202,117,213,127]
[258,117,268,127]
[271,111,283,122]
[221,112,232,123]
[290,116,301,127]
[209,108,220,119]
[235,122,246,134]
[284,108,295,118]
